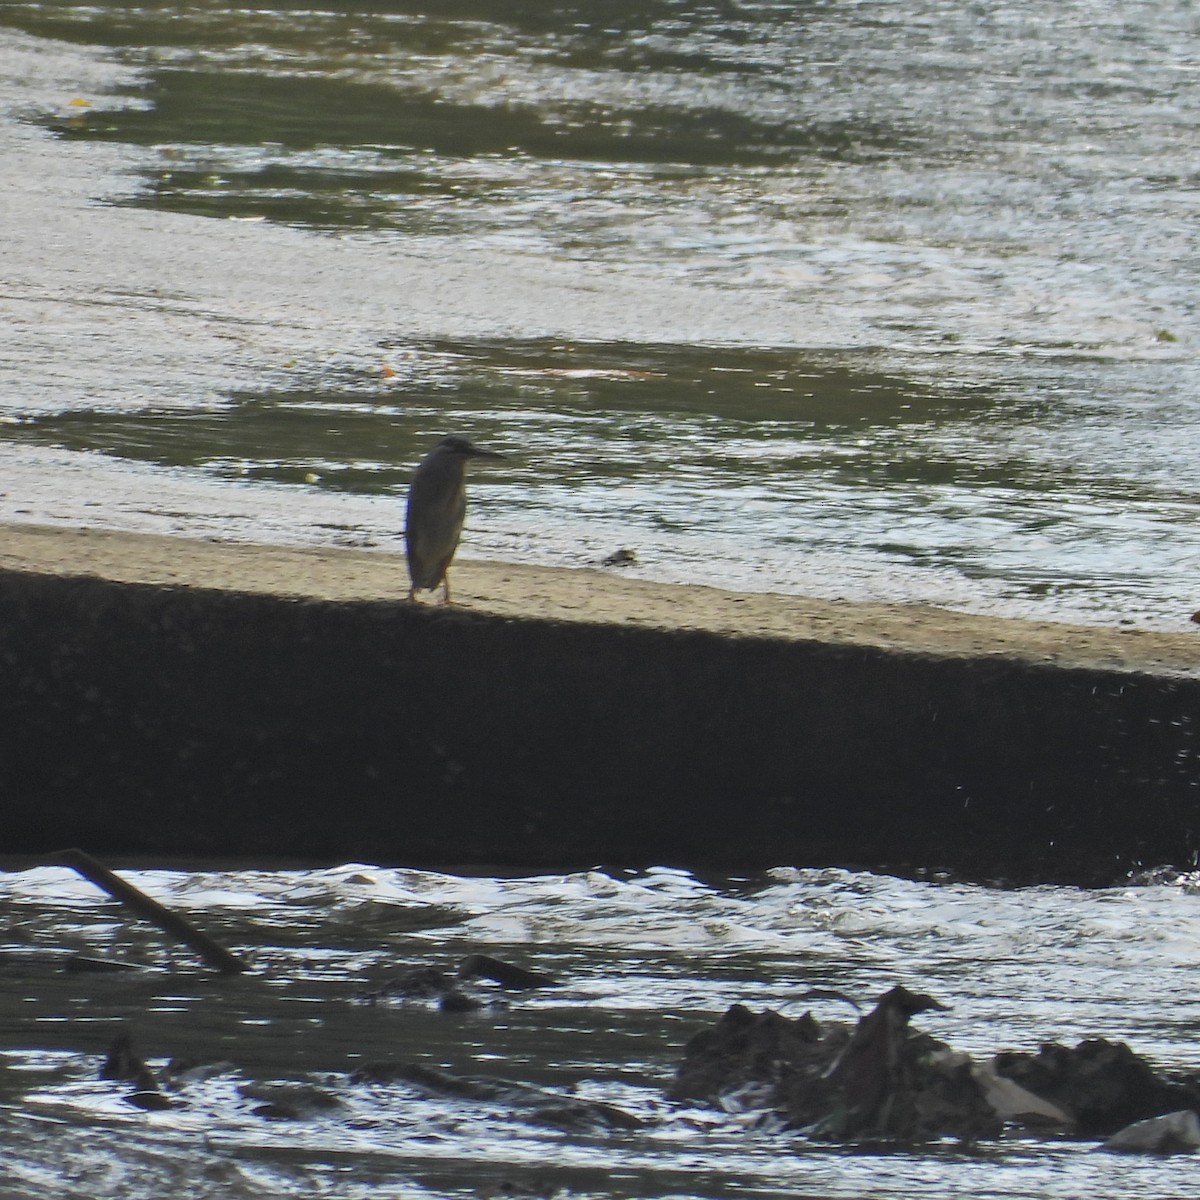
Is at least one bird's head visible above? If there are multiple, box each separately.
[434,435,506,461]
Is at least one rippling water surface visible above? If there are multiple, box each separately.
[4,862,1200,1198]
[0,1,1198,623]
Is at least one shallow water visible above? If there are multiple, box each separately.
[4,862,1200,1198]
[0,1,1199,625]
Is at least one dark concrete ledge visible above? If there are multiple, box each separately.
[2,527,1199,884]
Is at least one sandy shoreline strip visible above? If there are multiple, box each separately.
[3,522,1199,678]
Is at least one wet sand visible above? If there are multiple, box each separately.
[3,521,1200,677]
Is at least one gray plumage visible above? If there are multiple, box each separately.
[405,435,504,604]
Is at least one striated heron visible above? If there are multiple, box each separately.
[404,435,505,604]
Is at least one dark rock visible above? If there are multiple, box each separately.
[458,953,561,991]
[993,1039,1200,1136]
[364,967,453,1001]
[1103,1109,1200,1154]
[789,986,995,1143]
[101,1032,159,1094]
[439,988,485,1013]
[670,1002,832,1105]
[239,1081,343,1120]
[804,986,951,1130]
[671,987,999,1144]
[125,1090,176,1111]
[526,1099,644,1133]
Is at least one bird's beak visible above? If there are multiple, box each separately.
[470,447,506,460]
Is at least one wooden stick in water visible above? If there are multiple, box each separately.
[55,847,250,975]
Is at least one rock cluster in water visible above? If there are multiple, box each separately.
[670,984,1200,1151]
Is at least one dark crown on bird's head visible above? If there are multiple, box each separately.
[432,435,505,460]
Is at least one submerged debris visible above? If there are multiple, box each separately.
[671,985,1200,1147]
[56,847,249,975]
[351,1062,644,1132]
[101,1033,159,1094]
[359,953,558,1008]
[364,966,454,1001]
[673,985,999,1143]
[458,953,562,991]
[439,988,486,1013]
[993,1038,1200,1136]
[100,1032,183,1111]
[64,954,144,974]
[125,1090,176,1112]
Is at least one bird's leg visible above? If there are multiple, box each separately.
[439,575,452,606]
[406,587,418,603]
